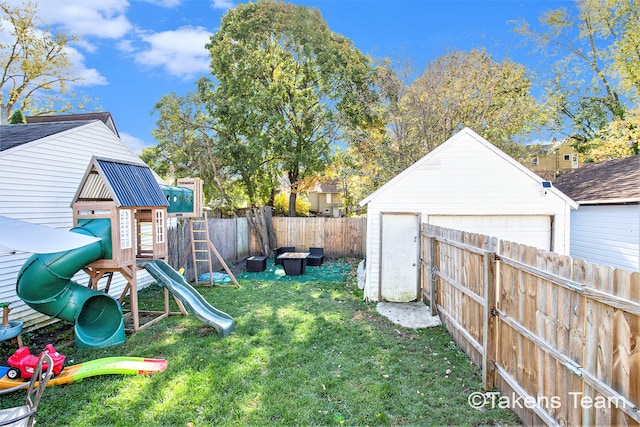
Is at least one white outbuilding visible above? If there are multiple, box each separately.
[359,127,577,302]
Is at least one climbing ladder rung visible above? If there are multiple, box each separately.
[188,214,214,284]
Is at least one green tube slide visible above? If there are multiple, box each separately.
[16,219,125,349]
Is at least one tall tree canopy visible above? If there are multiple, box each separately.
[345,49,545,195]
[513,0,639,152]
[203,0,375,216]
[142,90,245,215]
[0,0,82,124]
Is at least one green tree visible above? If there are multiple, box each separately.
[345,50,545,192]
[0,0,84,124]
[590,0,640,96]
[8,109,25,123]
[144,90,247,214]
[583,110,640,162]
[513,0,638,152]
[204,0,375,216]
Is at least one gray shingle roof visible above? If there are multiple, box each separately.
[0,121,92,152]
[554,155,640,203]
[26,113,119,137]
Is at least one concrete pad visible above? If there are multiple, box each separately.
[376,302,441,328]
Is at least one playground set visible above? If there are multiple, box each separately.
[3,156,236,352]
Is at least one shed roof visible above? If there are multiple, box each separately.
[0,121,91,152]
[554,155,640,204]
[360,127,577,208]
[73,157,169,208]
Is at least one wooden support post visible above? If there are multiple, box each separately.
[207,240,240,288]
[127,268,139,332]
[428,235,437,316]
[482,247,498,390]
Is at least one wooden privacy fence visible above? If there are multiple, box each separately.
[168,217,365,279]
[249,217,366,257]
[422,224,640,426]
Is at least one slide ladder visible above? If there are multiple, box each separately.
[190,216,213,285]
[182,214,240,288]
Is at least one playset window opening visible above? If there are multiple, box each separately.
[120,209,132,249]
[155,210,165,244]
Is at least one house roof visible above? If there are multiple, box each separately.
[73,157,169,208]
[26,112,119,137]
[554,155,640,204]
[313,179,341,193]
[0,121,91,152]
[360,127,577,208]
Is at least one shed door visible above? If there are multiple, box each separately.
[380,213,420,302]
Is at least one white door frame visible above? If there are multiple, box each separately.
[378,212,420,302]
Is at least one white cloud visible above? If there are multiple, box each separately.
[36,0,133,39]
[143,0,182,7]
[120,132,153,154]
[135,26,212,79]
[212,0,235,10]
[0,15,107,89]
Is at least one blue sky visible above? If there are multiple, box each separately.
[7,0,571,153]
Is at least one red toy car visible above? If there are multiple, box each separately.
[6,344,66,380]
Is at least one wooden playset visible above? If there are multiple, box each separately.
[70,157,233,333]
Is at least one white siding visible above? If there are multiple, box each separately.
[361,128,576,301]
[570,204,640,271]
[0,121,155,329]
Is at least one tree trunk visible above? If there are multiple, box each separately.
[254,207,270,256]
[288,192,297,217]
[246,210,266,256]
[262,206,277,251]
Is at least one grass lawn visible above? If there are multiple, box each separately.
[1,259,520,426]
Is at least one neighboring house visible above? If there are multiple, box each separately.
[359,127,577,302]
[554,155,640,271]
[306,179,345,217]
[530,139,580,179]
[26,112,120,137]
[0,117,155,330]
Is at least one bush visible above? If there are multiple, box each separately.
[274,192,311,216]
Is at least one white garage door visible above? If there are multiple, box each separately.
[429,215,552,250]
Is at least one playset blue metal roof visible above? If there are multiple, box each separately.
[96,159,169,208]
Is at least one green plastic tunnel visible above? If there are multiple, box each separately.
[16,219,125,349]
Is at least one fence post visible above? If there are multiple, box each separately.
[428,235,437,316]
[482,248,497,390]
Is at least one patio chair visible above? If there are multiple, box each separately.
[274,246,295,265]
[307,247,324,266]
[0,351,54,427]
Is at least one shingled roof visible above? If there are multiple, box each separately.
[26,112,119,137]
[0,121,91,152]
[554,155,640,204]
